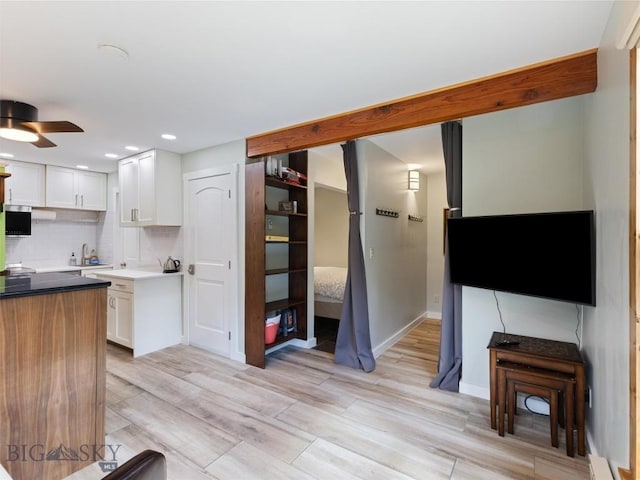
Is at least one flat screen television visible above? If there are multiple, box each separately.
[447,210,595,306]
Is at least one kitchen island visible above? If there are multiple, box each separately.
[0,272,110,480]
[94,268,183,357]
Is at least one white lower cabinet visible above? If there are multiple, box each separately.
[107,280,134,348]
[97,272,182,357]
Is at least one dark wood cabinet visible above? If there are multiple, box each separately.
[0,287,107,480]
[245,151,308,368]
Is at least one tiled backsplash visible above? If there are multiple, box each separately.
[139,227,183,267]
[5,208,183,269]
[6,209,103,267]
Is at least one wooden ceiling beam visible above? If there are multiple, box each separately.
[246,48,597,158]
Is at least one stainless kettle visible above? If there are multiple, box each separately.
[162,256,181,273]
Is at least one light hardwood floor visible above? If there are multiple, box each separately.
[69,318,589,479]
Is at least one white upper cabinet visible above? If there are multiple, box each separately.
[45,165,107,211]
[118,149,181,227]
[4,160,46,207]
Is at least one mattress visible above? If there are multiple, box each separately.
[314,266,347,301]
[315,294,342,304]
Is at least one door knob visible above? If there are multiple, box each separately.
[188,264,195,275]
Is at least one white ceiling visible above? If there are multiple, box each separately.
[0,1,613,174]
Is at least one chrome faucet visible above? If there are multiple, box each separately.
[81,243,89,266]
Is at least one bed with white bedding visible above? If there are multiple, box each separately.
[314,266,347,320]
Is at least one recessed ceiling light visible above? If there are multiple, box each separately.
[161,134,176,140]
[105,153,118,159]
[76,165,89,170]
[125,145,140,151]
[0,152,15,158]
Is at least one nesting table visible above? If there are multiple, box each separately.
[487,331,586,456]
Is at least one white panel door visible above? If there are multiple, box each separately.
[186,172,233,356]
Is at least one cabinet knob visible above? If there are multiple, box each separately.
[188,264,195,275]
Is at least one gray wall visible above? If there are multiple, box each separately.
[426,171,447,318]
[460,96,586,398]
[357,139,428,350]
[314,187,348,268]
[582,1,630,473]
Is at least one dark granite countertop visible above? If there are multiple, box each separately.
[0,272,111,299]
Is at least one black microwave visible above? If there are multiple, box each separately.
[6,205,31,236]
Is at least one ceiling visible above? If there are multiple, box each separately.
[0,1,613,174]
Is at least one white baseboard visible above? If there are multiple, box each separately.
[459,382,490,400]
[230,351,246,363]
[373,315,424,358]
[587,428,598,457]
[427,310,442,320]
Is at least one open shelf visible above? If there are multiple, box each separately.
[265,268,307,276]
[265,177,307,190]
[265,209,307,217]
[245,151,308,369]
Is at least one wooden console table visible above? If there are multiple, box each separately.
[487,331,586,456]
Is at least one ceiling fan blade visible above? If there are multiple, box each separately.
[22,121,83,134]
[32,135,56,148]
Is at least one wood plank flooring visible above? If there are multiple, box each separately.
[68,318,589,480]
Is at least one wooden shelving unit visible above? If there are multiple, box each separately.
[245,151,308,368]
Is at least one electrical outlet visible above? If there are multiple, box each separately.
[434,294,441,304]
[369,247,374,259]
[267,218,273,230]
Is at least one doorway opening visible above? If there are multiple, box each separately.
[313,185,349,353]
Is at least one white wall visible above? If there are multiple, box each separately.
[582,1,630,474]
[309,145,347,191]
[314,187,348,268]
[357,139,428,350]
[426,171,447,318]
[460,96,586,397]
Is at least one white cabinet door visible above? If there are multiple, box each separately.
[112,290,133,348]
[46,165,106,210]
[45,165,77,208]
[119,156,139,226]
[136,152,155,225]
[77,171,106,211]
[4,161,45,207]
[118,158,138,227]
[118,149,181,227]
[107,293,116,341]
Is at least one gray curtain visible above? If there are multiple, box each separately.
[430,121,463,392]
[334,140,376,372]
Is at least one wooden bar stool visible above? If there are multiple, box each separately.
[496,361,576,456]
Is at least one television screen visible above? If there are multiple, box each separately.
[447,210,595,305]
